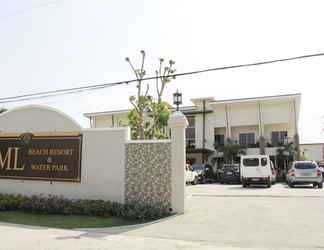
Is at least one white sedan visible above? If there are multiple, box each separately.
[185,164,198,185]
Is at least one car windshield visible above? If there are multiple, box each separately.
[295,163,316,169]
[192,164,205,171]
[243,158,259,167]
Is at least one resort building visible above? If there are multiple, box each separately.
[84,93,301,168]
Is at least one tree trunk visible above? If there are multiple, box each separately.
[259,136,266,155]
[138,110,145,139]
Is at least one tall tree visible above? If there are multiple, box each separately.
[151,58,176,138]
[126,50,151,139]
[126,51,176,139]
[276,142,296,170]
[215,139,247,164]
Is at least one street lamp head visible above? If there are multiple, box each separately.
[173,89,182,111]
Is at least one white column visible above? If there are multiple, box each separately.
[169,111,188,214]
[225,104,231,141]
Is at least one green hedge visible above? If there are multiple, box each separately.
[0,193,170,221]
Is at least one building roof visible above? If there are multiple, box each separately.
[84,93,301,118]
[209,93,301,105]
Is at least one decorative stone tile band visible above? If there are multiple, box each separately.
[125,142,171,211]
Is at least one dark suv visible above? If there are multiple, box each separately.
[219,164,241,184]
[192,164,214,183]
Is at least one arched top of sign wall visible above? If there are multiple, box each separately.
[0,105,82,133]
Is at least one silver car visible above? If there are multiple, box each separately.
[286,161,323,188]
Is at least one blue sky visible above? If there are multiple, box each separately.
[1,0,324,143]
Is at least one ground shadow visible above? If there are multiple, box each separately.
[283,185,317,189]
[227,185,270,190]
[54,214,182,240]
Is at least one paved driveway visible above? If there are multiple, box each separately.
[1,184,324,250]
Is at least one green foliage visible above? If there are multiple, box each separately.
[0,108,7,114]
[150,101,171,139]
[0,193,170,222]
[215,140,247,164]
[126,51,175,140]
[276,142,297,169]
[276,143,297,160]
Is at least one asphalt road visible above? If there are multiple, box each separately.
[1,183,324,250]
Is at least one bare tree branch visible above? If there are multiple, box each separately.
[130,99,139,113]
[126,58,139,80]
[145,83,150,97]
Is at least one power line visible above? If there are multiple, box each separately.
[1,51,324,104]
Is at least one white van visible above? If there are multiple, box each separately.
[240,155,272,188]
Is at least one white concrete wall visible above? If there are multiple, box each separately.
[94,113,129,128]
[300,144,324,162]
[0,106,128,202]
[0,128,128,202]
[262,100,294,125]
[170,111,188,213]
[195,114,203,148]
[0,105,186,213]
[246,147,278,156]
[228,102,259,127]
[0,105,82,132]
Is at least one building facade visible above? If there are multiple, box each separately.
[300,143,324,162]
[84,93,301,168]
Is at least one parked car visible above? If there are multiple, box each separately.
[286,161,323,188]
[240,155,272,188]
[318,162,324,179]
[192,163,214,183]
[219,164,241,184]
[270,161,277,184]
[185,164,198,185]
[215,165,224,182]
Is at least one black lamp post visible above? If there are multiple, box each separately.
[173,90,182,111]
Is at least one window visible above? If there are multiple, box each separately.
[214,134,225,146]
[243,158,259,167]
[271,131,288,146]
[186,116,195,147]
[261,157,267,166]
[239,133,255,146]
[294,163,316,169]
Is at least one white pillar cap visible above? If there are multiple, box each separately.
[169,111,188,128]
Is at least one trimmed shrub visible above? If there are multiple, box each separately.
[0,193,170,221]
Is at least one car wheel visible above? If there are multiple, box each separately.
[318,183,323,189]
[313,183,317,188]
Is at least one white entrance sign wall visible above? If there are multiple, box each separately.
[0,105,187,212]
[0,106,126,202]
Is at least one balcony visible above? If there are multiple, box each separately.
[225,137,294,148]
[186,138,196,149]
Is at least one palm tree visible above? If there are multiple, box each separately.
[215,139,247,164]
[276,142,296,171]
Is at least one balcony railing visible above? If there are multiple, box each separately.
[213,137,294,149]
[186,138,196,149]
[186,137,295,150]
